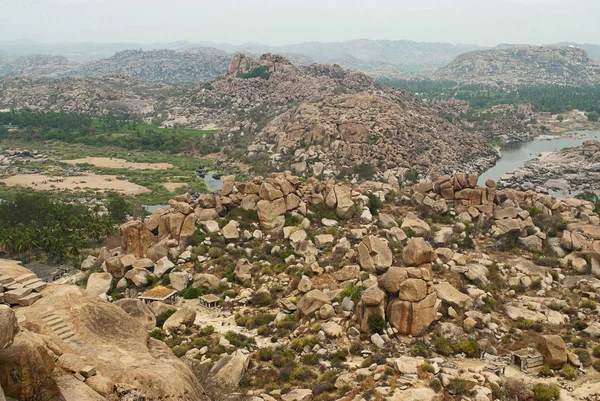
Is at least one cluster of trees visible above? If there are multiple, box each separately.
[0,109,219,154]
[0,194,117,262]
[379,79,600,114]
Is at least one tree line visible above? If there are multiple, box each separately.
[379,79,600,114]
[0,109,219,154]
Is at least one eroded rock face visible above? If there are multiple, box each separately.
[0,306,18,351]
[537,335,568,368]
[297,290,331,316]
[2,285,208,400]
[386,292,437,336]
[120,221,156,258]
[114,298,156,330]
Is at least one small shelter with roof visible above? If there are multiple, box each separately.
[511,348,544,371]
[139,286,177,305]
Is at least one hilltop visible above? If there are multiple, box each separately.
[436,45,600,86]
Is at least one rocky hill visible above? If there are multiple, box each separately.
[0,54,79,78]
[436,45,600,86]
[80,48,230,84]
[0,53,497,176]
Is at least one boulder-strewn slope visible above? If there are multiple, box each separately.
[436,45,600,86]
[0,54,79,78]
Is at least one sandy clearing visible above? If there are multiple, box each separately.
[162,182,188,191]
[62,157,172,170]
[0,173,151,195]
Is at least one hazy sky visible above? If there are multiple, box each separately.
[1,0,599,46]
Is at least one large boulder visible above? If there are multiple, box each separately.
[398,279,428,302]
[113,299,156,330]
[0,306,18,351]
[358,235,393,273]
[163,307,197,332]
[386,292,437,336]
[234,259,253,282]
[257,198,286,235]
[334,185,355,219]
[402,238,436,266]
[378,267,409,293]
[86,273,113,297]
[209,349,251,387]
[401,212,431,237]
[297,290,331,316]
[119,221,156,257]
[434,282,473,309]
[537,335,567,368]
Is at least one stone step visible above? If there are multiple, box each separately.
[59,331,75,341]
[5,288,33,304]
[0,275,13,285]
[42,314,60,322]
[6,283,24,290]
[17,292,42,306]
[54,326,72,336]
[21,278,41,287]
[25,281,46,292]
[49,320,66,330]
[14,273,37,283]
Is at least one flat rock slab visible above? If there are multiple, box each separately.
[17,292,42,306]
[5,287,33,304]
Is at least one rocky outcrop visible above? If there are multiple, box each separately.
[436,45,600,86]
[1,285,208,400]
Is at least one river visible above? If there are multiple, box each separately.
[479,130,600,184]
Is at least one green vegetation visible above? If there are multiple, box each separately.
[559,364,578,380]
[576,191,600,214]
[378,80,600,114]
[588,111,600,122]
[533,383,560,401]
[238,66,271,80]
[155,309,176,327]
[0,110,215,154]
[367,314,386,334]
[0,193,115,261]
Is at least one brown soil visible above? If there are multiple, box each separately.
[62,157,172,170]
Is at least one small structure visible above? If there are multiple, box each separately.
[139,286,177,305]
[484,362,506,376]
[200,294,220,308]
[511,348,544,371]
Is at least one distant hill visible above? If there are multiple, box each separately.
[80,48,230,84]
[435,45,600,86]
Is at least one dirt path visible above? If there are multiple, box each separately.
[62,157,172,170]
[0,173,151,195]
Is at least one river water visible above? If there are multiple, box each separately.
[479,130,600,184]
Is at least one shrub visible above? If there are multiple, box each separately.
[580,299,597,310]
[587,111,600,122]
[235,312,276,329]
[149,328,166,341]
[430,378,442,393]
[208,247,223,259]
[516,318,534,330]
[411,343,431,358]
[340,284,363,304]
[251,291,274,307]
[533,383,560,401]
[592,344,600,358]
[302,353,319,365]
[559,364,577,380]
[420,363,435,374]
[156,309,176,327]
[367,193,383,216]
[367,314,386,334]
[355,163,377,181]
[179,286,206,299]
[448,377,467,395]
[538,364,553,377]
[529,207,543,217]
[594,359,600,372]
[454,340,479,358]
[435,337,452,356]
[574,348,591,367]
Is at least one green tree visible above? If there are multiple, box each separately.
[587,111,599,122]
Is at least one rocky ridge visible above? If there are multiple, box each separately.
[436,45,600,86]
